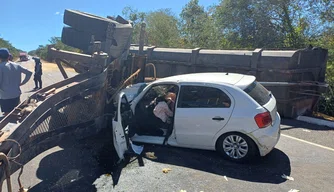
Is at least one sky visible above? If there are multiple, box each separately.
[1,0,219,52]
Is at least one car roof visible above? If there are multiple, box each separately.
[154,72,256,90]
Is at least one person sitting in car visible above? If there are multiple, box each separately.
[166,92,176,111]
[153,94,174,125]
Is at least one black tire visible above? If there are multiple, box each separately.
[115,15,130,24]
[61,27,111,54]
[61,27,93,51]
[64,9,118,38]
[63,10,133,59]
[216,132,259,163]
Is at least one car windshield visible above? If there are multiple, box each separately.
[243,81,271,106]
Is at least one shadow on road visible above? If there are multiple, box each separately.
[281,118,333,131]
[129,144,291,184]
[28,148,98,192]
[24,126,291,191]
[96,143,291,187]
[27,129,111,192]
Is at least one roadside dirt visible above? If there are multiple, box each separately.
[40,59,76,73]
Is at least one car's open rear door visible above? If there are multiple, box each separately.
[112,92,131,160]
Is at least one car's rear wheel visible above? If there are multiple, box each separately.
[216,132,258,163]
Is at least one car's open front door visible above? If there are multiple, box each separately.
[112,92,132,160]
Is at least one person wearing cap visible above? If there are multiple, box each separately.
[32,57,43,89]
[0,48,32,116]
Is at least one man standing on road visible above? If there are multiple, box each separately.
[32,57,42,89]
[0,48,32,116]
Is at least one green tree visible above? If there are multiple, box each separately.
[180,0,219,49]
[122,6,146,44]
[122,7,181,47]
[268,0,309,48]
[303,0,334,24]
[212,0,312,49]
[30,37,81,60]
[311,27,334,116]
[34,45,48,59]
[49,37,81,52]
[214,0,285,48]
[145,9,180,47]
[28,50,36,56]
[0,38,21,57]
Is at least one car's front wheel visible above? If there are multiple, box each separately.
[216,132,258,163]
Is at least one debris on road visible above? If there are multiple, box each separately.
[162,168,172,173]
[288,189,300,192]
[93,174,114,192]
[146,152,158,160]
[302,129,311,132]
[224,176,228,181]
[282,174,294,181]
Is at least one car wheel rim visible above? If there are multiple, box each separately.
[223,135,248,159]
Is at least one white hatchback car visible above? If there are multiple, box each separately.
[112,72,281,163]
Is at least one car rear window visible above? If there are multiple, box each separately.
[243,81,271,106]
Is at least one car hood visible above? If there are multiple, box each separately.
[122,82,148,102]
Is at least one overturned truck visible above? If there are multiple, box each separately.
[128,46,329,118]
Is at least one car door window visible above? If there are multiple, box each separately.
[178,85,231,108]
[141,84,179,103]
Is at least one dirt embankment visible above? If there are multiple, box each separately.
[40,59,76,73]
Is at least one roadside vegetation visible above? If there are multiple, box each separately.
[28,37,81,60]
[0,38,23,58]
[28,0,333,116]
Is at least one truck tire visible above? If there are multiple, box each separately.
[107,15,129,24]
[61,27,112,54]
[64,9,119,38]
[61,27,93,51]
[72,29,131,60]
[115,15,130,24]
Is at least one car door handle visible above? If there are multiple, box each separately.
[212,117,224,121]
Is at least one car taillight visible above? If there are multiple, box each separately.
[254,112,272,128]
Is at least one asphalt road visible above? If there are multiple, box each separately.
[2,59,334,192]
[281,118,334,149]
[17,58,77,101]
[98,124,334,192]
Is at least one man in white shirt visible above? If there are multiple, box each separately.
[0,48,32,116]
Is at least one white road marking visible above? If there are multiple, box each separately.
[282,134,334,152]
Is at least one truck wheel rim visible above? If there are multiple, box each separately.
[223,135,248,159]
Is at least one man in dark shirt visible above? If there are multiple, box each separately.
[32,57,43,89]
